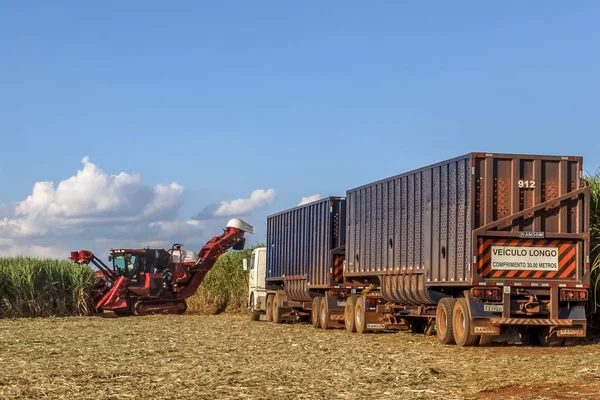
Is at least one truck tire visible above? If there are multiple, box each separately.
[537,327,565,347]
[435,298,456,345]
[344,296,357,332]
[250,310,261,321]
[311,296,322,328]
[319,296,330,330]
[265,294,274,322]
[354,296,367,334]
[452,298,478,347]
[273,294,283,324]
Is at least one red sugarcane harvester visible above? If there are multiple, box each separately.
[69,218,254,316]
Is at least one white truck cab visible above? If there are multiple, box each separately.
[243,247,267,311]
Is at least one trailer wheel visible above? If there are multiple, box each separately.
[537,327,565,347]
[435,298,456,345]
[344,296,357,332]
[311,297,322,328]
[272,294,283,324]
[265,294,274,322]
[319,297,330,330]
[452,298,478,347]
[354,296,368,334]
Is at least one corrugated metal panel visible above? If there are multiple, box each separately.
[266,197,346,292]
[346,155,471,279]
[346,153,589,293]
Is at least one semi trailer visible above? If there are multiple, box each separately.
[245,152,591,346]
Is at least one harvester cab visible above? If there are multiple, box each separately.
[108,248,170,283]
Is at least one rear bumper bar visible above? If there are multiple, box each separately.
[489,318,578,326]
[472,317,586,337]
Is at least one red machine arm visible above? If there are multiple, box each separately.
[69,250,116,282]
[172,218,255,299]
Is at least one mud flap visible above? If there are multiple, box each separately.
[463,290,501,336]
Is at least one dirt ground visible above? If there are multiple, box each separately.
[0,314,599,399]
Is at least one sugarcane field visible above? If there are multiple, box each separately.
[2,2,600,400]
[0,313,599,400]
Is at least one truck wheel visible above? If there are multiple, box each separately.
[311,297,322,328]
[319,296,330,330]
[265,294,274,322]
[354,296,367,334]
[250,310,261,321]
[537,327,565,347]
[273,294,283,324]
[436,298,456,345]
[452,298,478,347]
[344,296,357,332]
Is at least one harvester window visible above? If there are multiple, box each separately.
[113,256,126,273]
[126,256,138,277]
[250,252,256,270]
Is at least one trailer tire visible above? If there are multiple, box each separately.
[311,297,322,328]
[537,327,565,347]
[265,294,274,322]
[273,294,283,324]
[436,298,456,345]
[344,296,357,332]
[319,297,330,330]
[354,296,368,334]
[452,298,478,347]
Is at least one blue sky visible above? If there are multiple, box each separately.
[1,1,599,258]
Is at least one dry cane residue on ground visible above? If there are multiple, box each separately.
[0,314,599,399]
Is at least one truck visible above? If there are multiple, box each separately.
[245,153,591,347]
[244,197,349,327]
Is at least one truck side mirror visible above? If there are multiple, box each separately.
[242,259,248,271]
[108,256,112,262]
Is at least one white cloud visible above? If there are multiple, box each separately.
[213,189,276,217]
[0,157,265,259]
[0,156,184,240]
[0,157,200,258]
[298,194,321,206]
